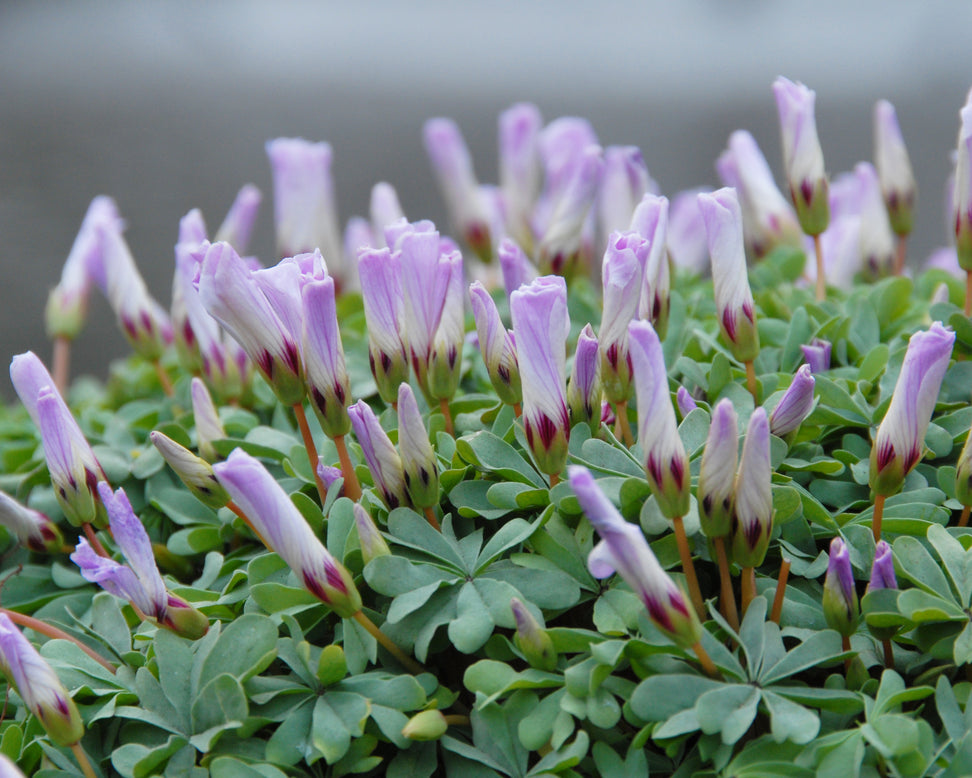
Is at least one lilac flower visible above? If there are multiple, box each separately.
[190,377,225,462]
[72,483,208,638]
[873,100,915,236]
[423,118,492,260]
[509,276,570,476]
[469,281,521,406]
[598,146,655,241]
[344,217,376,267]
[197,241,304,405]
[499,103,543,248]
[568,465,700,647]
[348,400,408,510]
[353,503,390,565]
[567,324,602,434]
[731,408,772,568]
[357,247,407,404]
[630,194,671,335]
[667,187,710,273]
[628,320,689,518]
[266,137,342,271]
[716,130,802,257]
[0,614,84,746]
[510,597,556,671]
[801,338,832,373]
[397,384,439,510]
[699,188,760,363]
[867,540,897,593]
[822,537,858,637]
[953,90,972,270]
[369,182,405,247]
[213,449,361,617]
[318,463,344,494]
[854,162,896,279]
[0,491,63,553]
[301,275,351,437]
[150,431,229,511]
[698,399,738,539]
[676,387,697,418]
[215,183,261,253]
[599,232,648,403]
[769,364,816,438]
[870,322,955,496]
[498,238,538,304]
[773,76,830,236]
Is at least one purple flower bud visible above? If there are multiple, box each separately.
[717,131,802,257]
[731,408,773,568]
[469,282,521,406]
[870,322,955,496]
[567,324,602,434]
[630,194,671,336]
[598,146,655,241]
[498,238,538,304]
[676,387,697,418]
[822,537,859,637]
[198,241,304,405]
[801,338,832,373]
[190,378,225,462]
[317,463,343,494]
[867,540,897,593]
[356,247,408,404]
[667,187,710,273]
[370,182,405,246]
[353,503,390,565]
[599,232,648,403]
[699,188,760,363]
[773,76,830,236]
[302,276,351,437]
[213,449,361,617]
[769,365,816,438]
[510,276,570,476]
[0,491,63,553]
[150,431,229,511]
[397,384,439,510]
[874,100,915,236]
[954,91,972,270]
[423,118,492,261]
[427,252,465,401]
[569,465,700,647]
[266,137,342,272]
[854,162,896,279]
[348,400,408,510]
[537,144,603,275]
[215,184,261,254]
[698,399,738,539]
[0,614,84,746]
[499,103,543,249]
[628,320,689,519]
[510,597,556,671]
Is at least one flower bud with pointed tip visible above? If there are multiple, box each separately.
[150,431,229,511]
[215,183,261,254]
[699,188,760,363]
[357,247,408,404]
[567,324,602,435]
[499,103,543,249]
[370,182,405,246]
[510,276,570,476]
[353,503,390,565]
[318,463,343,495]
[402,709,448,742]
[731,408,773,568]
[190,378,225,462]
[469,282,521,406]
[569,465,701,647]
[801,338,831,373]
[629,320,689,518]
[0,491,63,553]
[769,364,815,438]
[537,144,603,275]
[0,614,84,746]
[823,537,859,637]
[874,100,915,236]
[774,77,830,236]
[599,146,654,241]
[213,449,361,617]
[427,252,465,401]
[398,384,439,510]
[668,187,710,274]
[348,400,409,510]
[855,162,896,279]
[676,387,697,418]
[498,238,538,304]
[631,194,671,337]
[870,322,955,496]
[599,232,648,403]
[953,92,972,270]
[867,540,897,594]
[302,276,352,437]
[510,597,557,671]
[698,399,738,539]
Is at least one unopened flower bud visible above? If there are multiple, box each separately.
[398,384,439,510]
[302,276,352,438]
[567,324,602,434]
[215,183,261,254]
[402,710,448,742]
[698,399,738,539]
[349,401,408,510]
[469,282,521,406]
[357,247,408,404]
[317,464,343,495]
[874,100,915,236]
[769,364,815,438]
[150,431,229,511]
[191,378,225,462]
[676,387,697,418]
[731,408,773,568]
[866,540,897,594]
[801,338,832,373]
[497,238,538,304]
[822,537,859,637]
[599,232,648,403]
[510,597,557,671]
[0,491,63,553]
[631,194,671,337]
[353,503,390,565]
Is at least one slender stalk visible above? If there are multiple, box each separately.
[439,398,454,436]
[227,500,268,546]
[960,505,971,528]
[740,566,756,616]
[153,360,175,396]
[713,536,739,632]
[549,472,560,489]
[872,494,886,542]
[883,638,894,670]
[770,558,791,625]
[842,634,852,673]
[293,404,327,503]
[614,400,634,446]
[334,434,362,501]
[691,641,719,678]
[966,270,972,317]
[423,506,441,531]
[672,515,705,620]
[351,610,424,675]
[813,233,826,302]
[0,609,115,674]
[53,336,71,397]
[442,714,471,727]
[744,360,758,402]
[82,523,109,558]
[71,742,97,778]
[893,234,907,276]
[513,403,522,418]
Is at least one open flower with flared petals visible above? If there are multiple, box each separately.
[822,537,858,637]
[348,400,409,510]
[630,194,671,336]
[599,232,648,403]
[628,320,689,518]
[870,322,955,496]
[0,491,63,553]
[569,465,700,647]
[469,281,521,406]
[698,399,738,539]
[510,276,570,476]
[213,449,361,617]
[214,183,261,253]
[567,324,602,434]
[874,100,915,236]
[769,364,816,438]
[731,408,773,568]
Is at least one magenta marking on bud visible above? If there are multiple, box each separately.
[644,593,674,632]
[283,340,300,374]
[182,320,196,348]
[670,457,685,490]
[800,180,814,204]
[876,440,895,471]
[722,309,737,341]
[257,350,274,378]
[646,453,664,486]
[606,342,620,369]
[742,301,755,322]
[302,571,331,604]
[325,563,348,593]
[312,387,327,414]
[745,519,762,550]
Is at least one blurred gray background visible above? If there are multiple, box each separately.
[2,1,971,394]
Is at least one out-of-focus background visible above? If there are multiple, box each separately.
[2,1,971,391]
